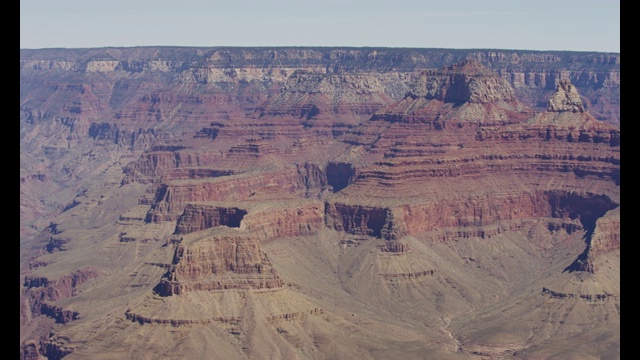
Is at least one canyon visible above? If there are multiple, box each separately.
[20,47,619,359]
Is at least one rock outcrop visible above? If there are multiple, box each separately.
[145,166,326,222]
[566,206,620,273]
[547,79,585,112]
[408,60,517,104]
[22,266,100,308]
[155,198,324,298]
[369,61,531,130]
[154,233,285,295]
[20,267,100,358]
[325,191,617,243]
[174,205,247,234]
[523,77,617,135]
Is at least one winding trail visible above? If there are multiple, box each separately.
[440,315,461,353]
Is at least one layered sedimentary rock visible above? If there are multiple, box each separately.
[337,63,618,197]
[154,232,284,295]
[567,206,620,273]
[145,166,326,222]
[547,79,586,112]
[22,267,100,311]
[241,201,325,240]
[20,49,619,360]
[589,207,620,255]
[325,203,397,239]
[325,190,617,244]
[174,205,248,234]
[20,47,620,240]
[173,200,324,238]
[257,70,399,120]
[407,60,517,104]
[155,197,324,297]
[20,267,100,358]
[326,64,619,279]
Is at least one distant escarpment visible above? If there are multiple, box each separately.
[20,47,619,128]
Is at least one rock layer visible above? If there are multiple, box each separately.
[154,233,284,295]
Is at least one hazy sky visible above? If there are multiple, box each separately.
[20,0,619,52]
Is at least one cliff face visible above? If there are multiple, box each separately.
[20,267,100,358]
[20,48,619,360]
[154,234,284,295]
[408,60,517,104]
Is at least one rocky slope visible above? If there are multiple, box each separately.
[20,47,619,359]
